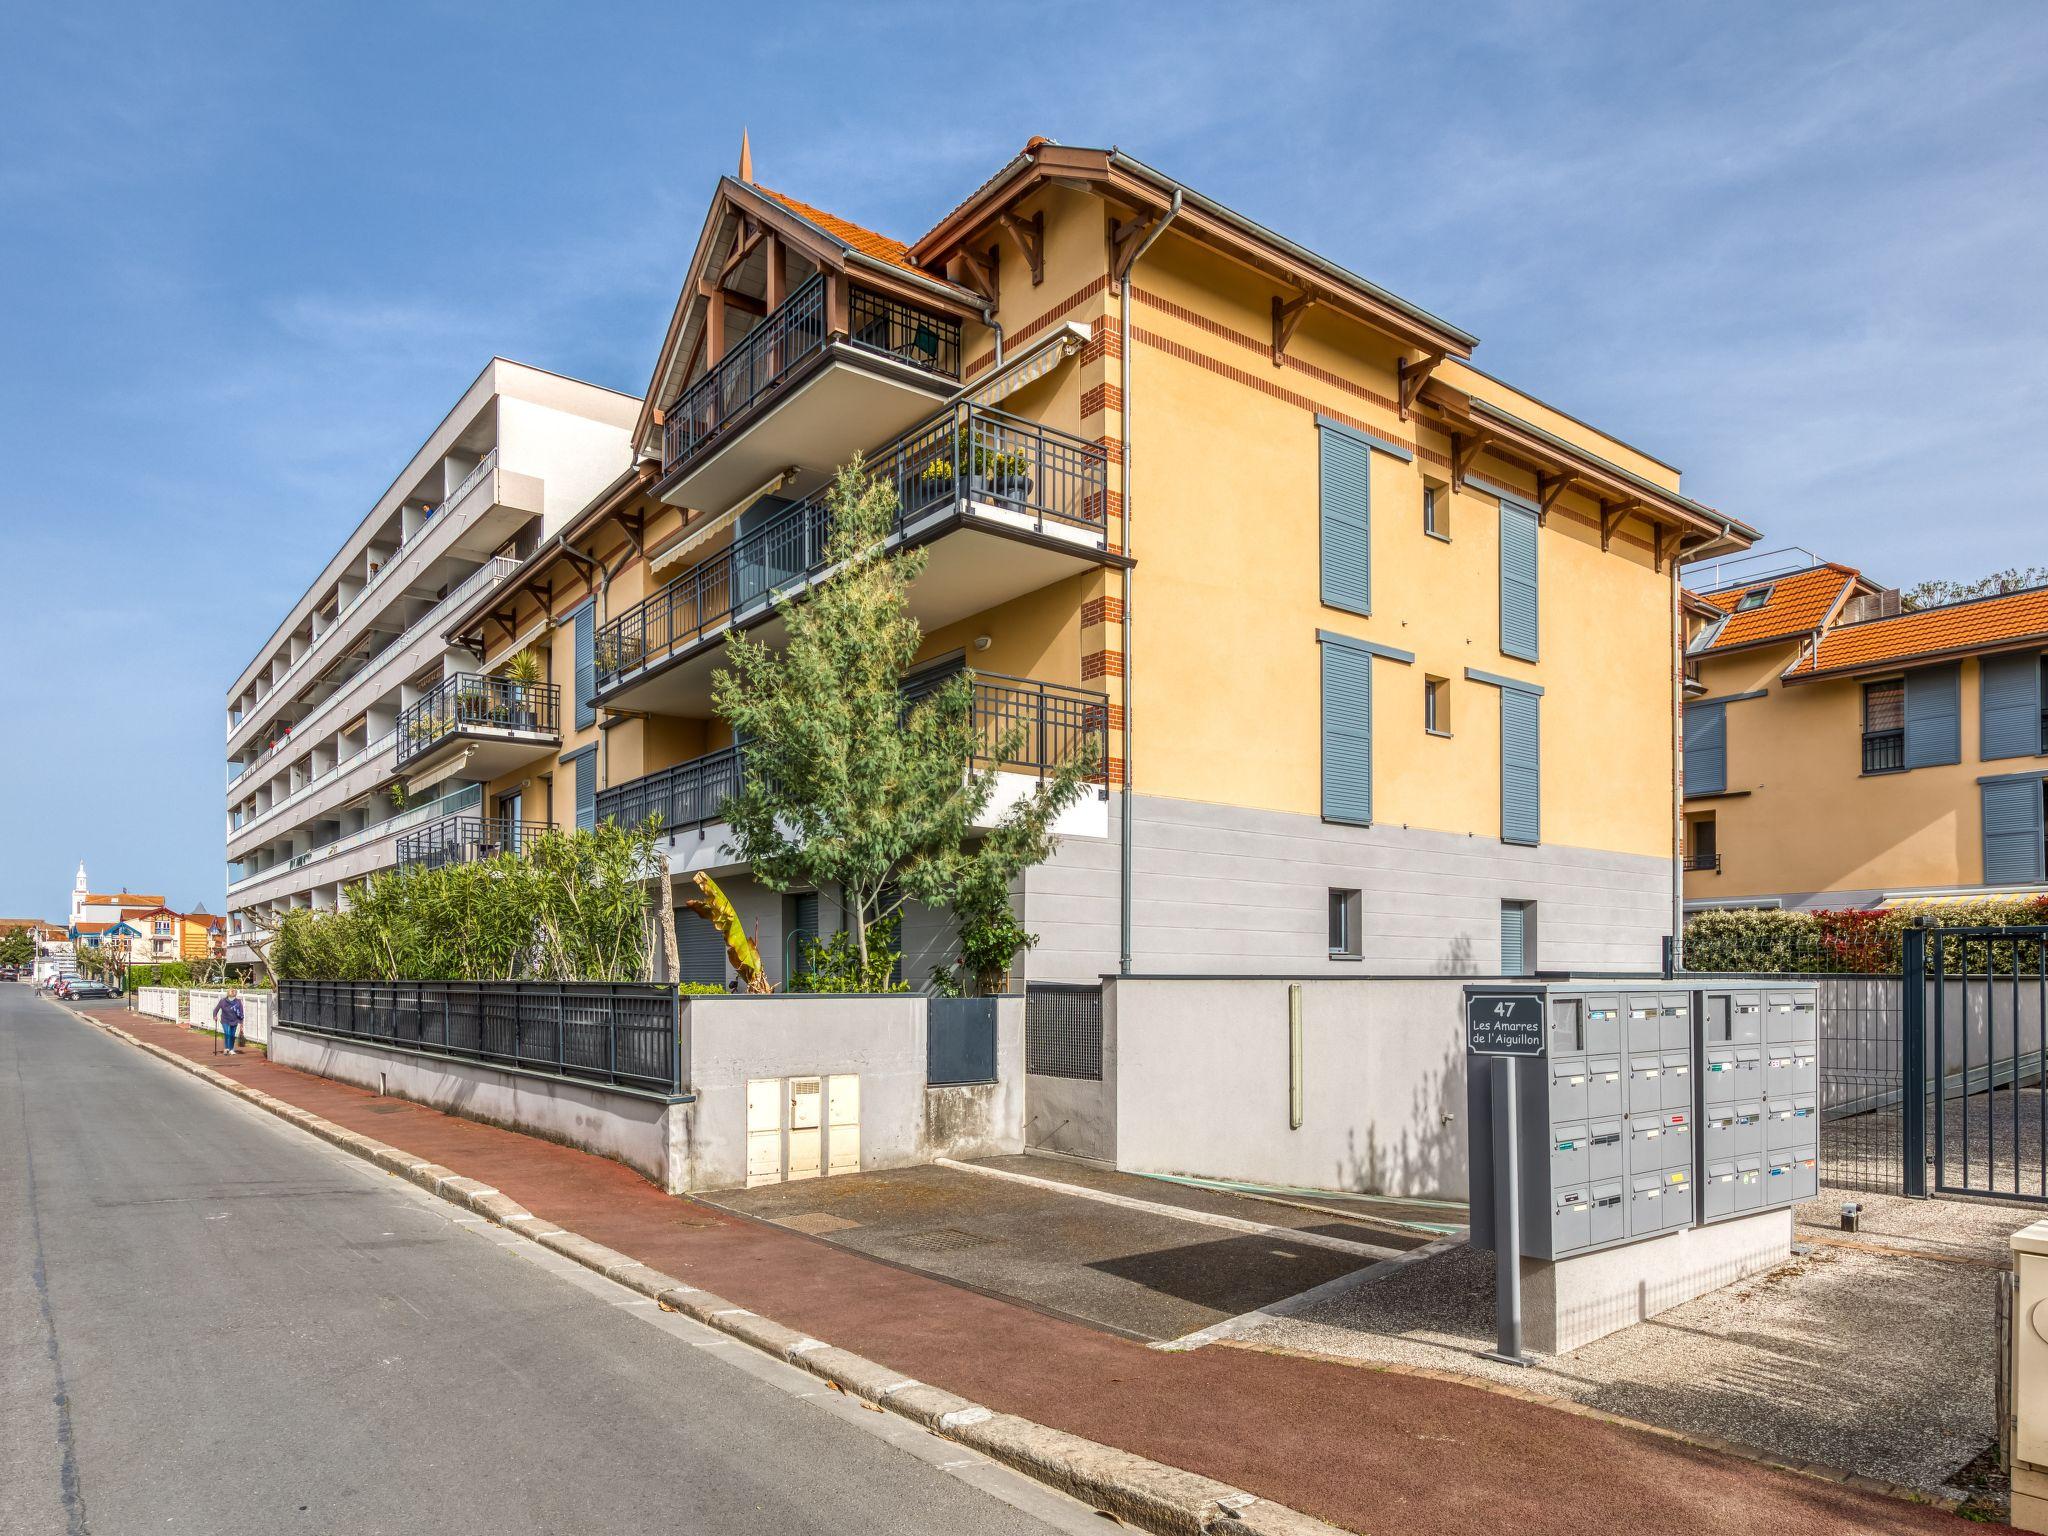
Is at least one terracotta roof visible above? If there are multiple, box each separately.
[80,891,164,907]
[751,184,924,275]
[1697,565,1858,652]
[1787,583,2048,679]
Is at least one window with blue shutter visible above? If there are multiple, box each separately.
[1903,663,1960,769]
[1685,702,1728,797]
[1500,688,1541,846]
[1499,501,1539,661]
[1320,640,1373,825]
[1318,423,1371,616]
[1981,776,2047,885]
[1500,901,1531,977]
[571,749,597,831]
[573,604,596,729]
[1981,652,2043,762]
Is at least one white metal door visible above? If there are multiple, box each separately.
[745,1078,783,1187]
[827,1075,861,1175]
[787,1077,823,1181]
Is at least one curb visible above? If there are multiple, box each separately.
[69,1008,1346,1536]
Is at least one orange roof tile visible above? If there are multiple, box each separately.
[752,184,924,274]
[80,891,165,907]
[1788,584,2048,679]
[1698,565,1858,652]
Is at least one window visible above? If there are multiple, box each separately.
[1498,501,1539,661]
[1862,679,1905,774]
[1500,901,1533,977]
[1499,687,1541,845]
[1423,482,1449,540]
[1686,815,1718,873]
[1979,650,2045,761]
[1903,664,1961,769]
[1684,700,1729,796]
[1320,640,1374,825]
[1424,675,1451,736]
[1734,586,1773,612]
[1328,889,1362,959]
[572,603,596,730]
[1982,776,2048,885]
[1318,422,1372,615]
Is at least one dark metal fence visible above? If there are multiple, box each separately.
[849,286,962,378]
[1861,730,1904,775]
[277,979,679,1093]
[1814,975,1909,1194]
[928,997,999,1086]
[1929,925,2048,1202]
[596,744,745,837]
[395,815,553,871]
[1025,983,1102,1080]
[598,402,1109,690]
[396,674,559,767]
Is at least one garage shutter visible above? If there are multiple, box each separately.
[1981,652,2043,762]
[1499,501,1539,661]
[1685,702,1728,797]
[1983,778,2047,885]
[1321,640,1373,825]
[1903,663,1960,769]
[1319,424,1371,616]
[1501,688,1541,846]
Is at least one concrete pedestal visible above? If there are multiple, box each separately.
[1520,1206,1792,1354]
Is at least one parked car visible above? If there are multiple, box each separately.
[67,980,113,1000]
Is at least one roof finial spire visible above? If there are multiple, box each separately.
[738,128,753,184]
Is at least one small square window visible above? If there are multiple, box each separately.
[1424,675,1451,736]
[1734,586,1772,612]
[1328,889,1362,959]
[1423,481,1450,540]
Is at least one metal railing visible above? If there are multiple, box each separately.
[396,674,560,767]
[226,785,483,896]
[395,815,555,871]
[278,979,680,1093]
[1862,729,1904,775]
[660,277,963,470]
[1683,851,1722,873]
[597,671,1108,835]
[602,404,1109,689]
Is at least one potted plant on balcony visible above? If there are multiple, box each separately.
[502,648,544,731]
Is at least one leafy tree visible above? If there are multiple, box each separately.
[0,931,34,967]
[711,460,1091,986]
[1904,566,2048,611]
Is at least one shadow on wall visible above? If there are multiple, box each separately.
[1337,1035,1465,1198]
[1433,934,1477,977]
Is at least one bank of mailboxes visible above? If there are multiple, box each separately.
[1485,980,1819,1261]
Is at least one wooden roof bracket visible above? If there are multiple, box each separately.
[1271,288,1319,366]
[956,243,1000,304]
[1535,472,1576,527]
[999,210,1044,286]
[560,547,599,590]
[1109,208,1169,284]
[1450,431,1490,490]
[1653,525,1682,574]
[1599,498,1640,552]
[1398,351,1445,419]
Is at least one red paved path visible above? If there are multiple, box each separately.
[100,1008,1966,1536]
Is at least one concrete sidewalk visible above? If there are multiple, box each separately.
[83,1005,1969,1536]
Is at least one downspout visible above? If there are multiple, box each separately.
[1670,552,1684,973]
[1117,190,1181,976]
[982,304,1004,369]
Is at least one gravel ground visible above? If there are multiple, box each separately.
[1227,1187,2020,1501]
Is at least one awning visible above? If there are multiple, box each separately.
[959,323,1090,410]
[647,466,799,577]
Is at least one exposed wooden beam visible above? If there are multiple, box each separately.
[718,223,763,289]
[1536,472,1575,526]
[1599,498,1641,553]
[1450,431,1490,490]
[1398,350,1445,419]
[1271,290,1318,366]
[763,230,784,311]
[699,281,766,318]
[999,210,1044,286]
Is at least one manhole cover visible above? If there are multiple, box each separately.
[774,1212,862,1236]
[895,1226,994,1254]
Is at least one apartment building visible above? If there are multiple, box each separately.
[1684,553,2048,908]
[222,360,637,962]
[414,139,1754,986]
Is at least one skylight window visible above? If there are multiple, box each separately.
[1734,586,1774,612]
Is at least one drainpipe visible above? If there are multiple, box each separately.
[1117,189,1181,976]
[982,304,1004,369]
[1670,553,1684,972]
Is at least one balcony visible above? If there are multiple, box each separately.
[1683,852,1721,873]
[595,671,1109,852]
[226,785,482,902]
[655,274,965,516]
[1861,729,1904,775]
[600,404,1113,716]
[395,814,553,872]
[395,674,561,782]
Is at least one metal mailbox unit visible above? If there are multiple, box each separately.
[1471,980,1819,1262]
[1698,985,1818,1222]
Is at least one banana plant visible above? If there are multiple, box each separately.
[682,871,772,993]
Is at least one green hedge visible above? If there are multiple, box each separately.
[126,961,196,990]
[1683,896,2048,975]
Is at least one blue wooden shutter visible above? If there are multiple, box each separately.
[1319,425,1371,616]
[1983,778,2046,884]
[574,751,597,831]
[1500,688,1541,845]
[1321,641,1373,825]
[1500,903,1529,977]
[1499,502,1539,661]
[1980,653,2042,761]
[1903,663,1960,768]
[1684,702,1728,797]
[573,605,596,729]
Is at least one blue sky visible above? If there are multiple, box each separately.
[2,1,2043,918]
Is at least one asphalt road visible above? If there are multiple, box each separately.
[0,987,1095,1536]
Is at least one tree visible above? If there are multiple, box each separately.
[712,458,1092,986]
[0,931,33,967]
[1904,566,2048,611]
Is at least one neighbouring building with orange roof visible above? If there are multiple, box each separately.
[1681,551,2048,910]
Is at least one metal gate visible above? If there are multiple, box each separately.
[1928,924,2048,1202]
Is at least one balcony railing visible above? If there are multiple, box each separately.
[396,674,560,768]
[660,276,963,471]
[602,404,1109,689]
[595,671,1108,837]
[396,815,554,871]
[1684,851,1722,873]
[225,785,482,896]
[1862,729,1905,775]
